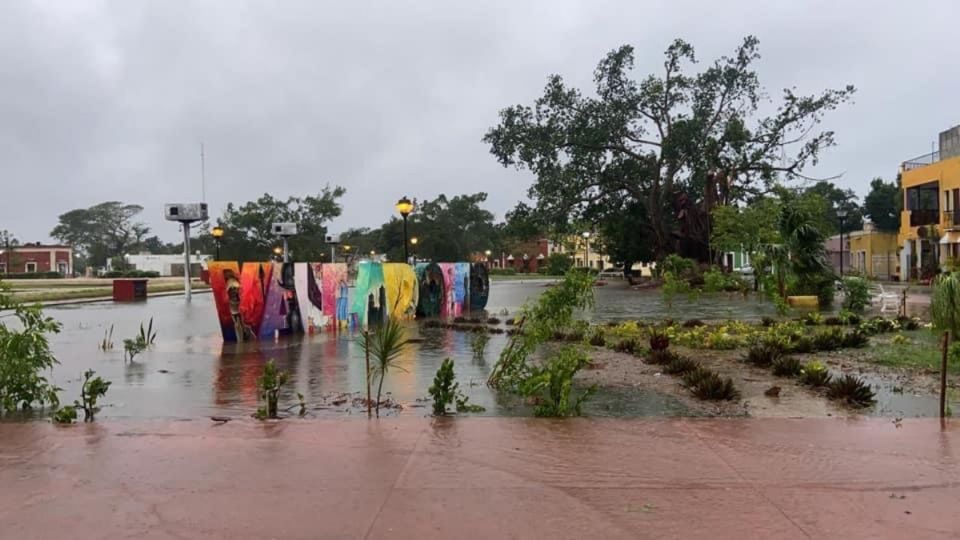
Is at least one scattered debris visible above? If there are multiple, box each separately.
[764,386,781,398]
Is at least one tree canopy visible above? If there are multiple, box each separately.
[863,176,901,232]
[484,36,854,262]
[50,202,150,268]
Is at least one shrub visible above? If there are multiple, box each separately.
[826,374,876,407]
[588,330,606,347]
[787,336,815,354]
[744,340,783,368]
[648,349,679,366]
[842,277,870,313]
[52,405,78,424]
[612,338,639,354]
[802,312,824,326]
[811,328,845,352]
[772,356,803,377]
[663,356,700,375]
[682,368,740,401]
[0,271,63,279]
[470,333,490,358]
[896,315,920,331]
[544,253,573,276]
[428,358,459,416]
[649,329,670,352]
[256,360,288,419]
[842,330,870,349]
[799,360,832,387]
[519,346,594,417]
[824,316,843,326]
[75,369,111,422]
[0,283,62,413]
[760,316,777,327]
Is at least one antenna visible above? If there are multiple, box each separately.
[200,142,206,202]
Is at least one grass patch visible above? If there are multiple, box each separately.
[866,330,960,375]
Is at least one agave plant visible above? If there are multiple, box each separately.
[649,328,670,352]
[612,338,639,354]
[772,356,803,377]
[682,368,740,401]
[663,356,700,375]
[826,374,876,407]
[359,318,410,417]
[744,339,783,368]
[798,360,832,387]
[647,349,679,366]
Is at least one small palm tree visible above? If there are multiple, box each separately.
[359,319,410,417]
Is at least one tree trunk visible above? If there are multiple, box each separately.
[375,374,385,418]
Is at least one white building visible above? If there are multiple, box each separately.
[123,253,212,276]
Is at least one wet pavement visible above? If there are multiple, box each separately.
[1,417,957,539]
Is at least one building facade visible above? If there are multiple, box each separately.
[123,253,211,276]
[898,125,960,280]
[0,244,73,275]
[828,223,898,280]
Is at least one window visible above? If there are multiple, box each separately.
[0,263,5,274]
[57,262,68,275]
[25,262,37,273]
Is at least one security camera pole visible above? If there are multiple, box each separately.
[164,203,209,302]
[272,223,298,262]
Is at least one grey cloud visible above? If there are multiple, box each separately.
[2,0,958,242]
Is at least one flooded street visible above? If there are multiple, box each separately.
[22,279,939,419]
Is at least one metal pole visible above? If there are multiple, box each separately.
[283,237,289,263]
[839,218,844,277]
[183,223,192,302]
[215,239,221,260]
[585,238,590,269]
[330,244,335,264]
[402,215,409,263]
[940,331,949,419]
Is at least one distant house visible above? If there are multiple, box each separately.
[0,243,73,275]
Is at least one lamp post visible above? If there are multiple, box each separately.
[211,226,224,260]
[837,209,848,277]
[582,231,591,269]
[343,244,351,263]
[409,236,418,262]
[395,196,415,263]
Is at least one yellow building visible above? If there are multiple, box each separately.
[898,126,960,279]
[543,235,655,275]
[846,223,898,280]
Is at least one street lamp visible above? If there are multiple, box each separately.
[273,246,283,261]
[837,209,848,277]
[582,231,591,269]
[395,196,415,263]
[409,236,418,263]
[211,226,224,260]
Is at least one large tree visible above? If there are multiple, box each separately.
[802,180,862,235]
[217,186,345,261]
[399,193,498,262]
[863,176,901,232]
[484,36,854,262]
[50,202,150,268]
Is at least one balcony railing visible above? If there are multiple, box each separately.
[909,209,939,227]
[902,150,940,171]
[945,211,960,228]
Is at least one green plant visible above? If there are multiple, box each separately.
[799,360,832,387]
[122,337,147,362]
[519,346,594,417]
[803,312,824,326]
[744,339,783,367]
[663,356,700,375]
[896,315,920,331]
[842,277,870,313]
[588,329,606,347]
[826,374,876,407]
[0,281,62,413]
[649,328,670,352]
[360,318,410,417]
[612,338,639,354]
[682,368,740,401]
[772,356,803,377]
[78,369,110,421]
[811,327,845,351]
[99,324,114,351]
[648,349,680,366]
[455,393,485,413]
[138,317,157,346]
[931,272,960,339]
[52,405,78,424]
[470,332,490,359]
[428,358,459,416]
[842,330,870,349]
[787,335,815,354]
[256,360,288,419]
[890,333,910,345]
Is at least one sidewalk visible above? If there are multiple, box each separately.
[1,418,957,539]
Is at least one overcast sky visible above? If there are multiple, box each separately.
[2,0,959,243]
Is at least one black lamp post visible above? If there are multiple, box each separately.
[395,196,414,263]
[837,209,848,277]
[211,226,224,260]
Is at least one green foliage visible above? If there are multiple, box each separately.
[663,356,700,375]
[842,277,870,313]
[660,255,695,278]
[826,374,876,407]
[50,201,150,268]
[798,360,832,387]
[99,324,114,351]
[519,346,595,417]
[485,35,853,261]
[544,253,573,276]
[648,328,670,352]
[648,349,680,366]
[217,187,345,261]
[842,330,870,349]
[102,270,160,278]
[138,317,157,346]
[772,356,803,377]
[744,339,784,368]
[470,332,490,359]
[612,338,639,354]
[588,329,606,347]
[711,199,782,259]
[489,268,517,276]
[360,319,410,417]
[75,369,111,422]
[931,273,960,339]
[778,200,835,306]
[0,282,62,413]
[123,337,147,362]
[682,368,740,401]
[52,405,78,424]
[702,267,745,293]
[661,271,694,307]
[0,271,64,280]
[864,177,901,232]
[428,358,459,416]
[488,270,594,389]
[256,360,288,419]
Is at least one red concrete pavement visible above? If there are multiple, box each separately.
[1,417,958,539]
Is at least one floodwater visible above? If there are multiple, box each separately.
[7,279,938,419]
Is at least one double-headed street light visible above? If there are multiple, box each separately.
[395,196,415,263]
